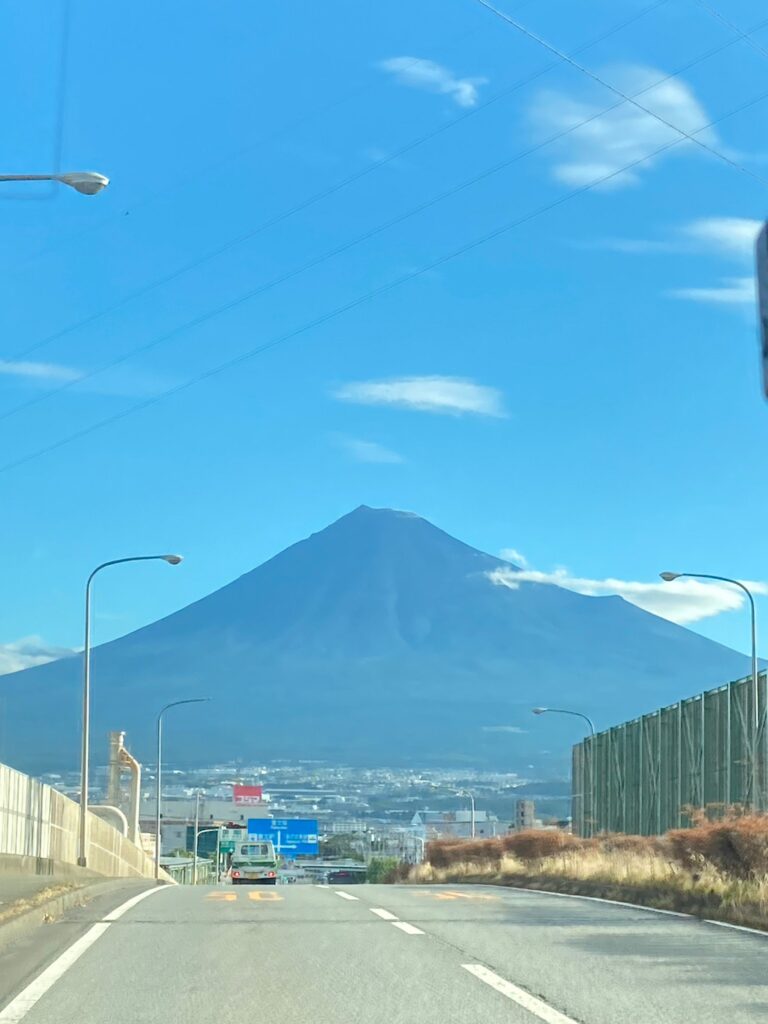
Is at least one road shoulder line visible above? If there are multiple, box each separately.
[503,883,768,936]
[0,886,166,1023]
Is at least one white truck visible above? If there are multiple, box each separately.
[230,840,279,885]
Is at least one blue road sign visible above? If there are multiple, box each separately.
[247,818,319,855]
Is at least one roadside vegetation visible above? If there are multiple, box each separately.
[393,813,768,931]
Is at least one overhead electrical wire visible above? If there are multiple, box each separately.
[694,0,768,62]
[2,81,768,477]
[474,0,768,189]
[7,0,670,366]
[4,7,768,425]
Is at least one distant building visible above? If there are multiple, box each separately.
[514,799,536,831]
[411,809,499,840]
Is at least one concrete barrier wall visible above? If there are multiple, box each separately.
[0,762,163,879]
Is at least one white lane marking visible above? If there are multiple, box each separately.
[391,921,424,935]
[370,908,398,921]
[0,886,167,1023]
[704,919,768,938]
[335,891,359,901]
[315,884,330,888]
[103,886,166,921]
[504,884,768,935]
[462,964,578,1024]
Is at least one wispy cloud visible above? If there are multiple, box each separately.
[500,548,528,568]
[597,217,761,260]
[488,566,768,625]
[681,217,762,259]
[530,65,719,188]
[334,376,505,417]
[339,437,404,464]
[378,57,487,108]
[668,276,755,306]
[0,636,77,675]
[0,360,81,383]
[481,725,527,734]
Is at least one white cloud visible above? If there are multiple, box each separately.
[379,57,487,108]
[681,217,762,259]
[531,65,719,188]
[500,548,528,568]
[481,725,527,734]
[0,636,77,675]
[0,360,81,382]
[334,376,505,417]
[596,217,761,260]
[668,276,755,306]
[488,567,768,625]
[340,438,404,464]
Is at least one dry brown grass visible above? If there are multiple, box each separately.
[407,816,768,931]
[0,882,80,925]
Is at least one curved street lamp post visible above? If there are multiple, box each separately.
[0,171,109,195]
[78,555,183,868]
[155,698,210,880]
[661,571,760,809]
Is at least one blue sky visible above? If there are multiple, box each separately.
[0,0,766,673]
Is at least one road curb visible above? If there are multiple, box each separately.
[0,879,160,955]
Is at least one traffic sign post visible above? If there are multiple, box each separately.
[247,818,319,856]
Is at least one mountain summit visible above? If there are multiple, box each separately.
[1,507,749,772]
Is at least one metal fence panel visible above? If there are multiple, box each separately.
[573,671,768,836]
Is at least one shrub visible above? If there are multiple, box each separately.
[500,829,584,861]
[366,857,401,883]
[666,815,768,879]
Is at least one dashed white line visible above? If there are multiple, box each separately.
[462,964,577,1024]
[315,884,330,888]
[370,908,398,921]
[0,886,167,1023]
[335,891,359,901]
[391,921,424,935]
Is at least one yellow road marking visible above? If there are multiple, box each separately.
[248,891,284,901]
[416,890,499,901]
[206,892,236,901]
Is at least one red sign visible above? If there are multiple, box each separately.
[233,784,263,806]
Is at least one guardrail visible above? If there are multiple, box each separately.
[161,858,216,884]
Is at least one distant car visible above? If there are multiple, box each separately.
[326,869,365,884]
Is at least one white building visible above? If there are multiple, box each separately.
[410,809,499,840]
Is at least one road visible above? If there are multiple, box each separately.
[0,882,766,1023]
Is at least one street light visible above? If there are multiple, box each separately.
[155,697,210,880]
[533,707,595,838]
[0,171,109,195]
[195,827,222,885]
[660,570,760,805]
[457,788,476,839]
[532,707,596,736]
[77,554,183,868]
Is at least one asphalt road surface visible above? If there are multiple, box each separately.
[1,882,766,1023]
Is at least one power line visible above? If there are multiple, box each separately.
[7,0,670,366]
[0,0,534,269]
[474,0,768,190]
[3,9,767,425]
[2,82,767,476]
[695,0,768,62]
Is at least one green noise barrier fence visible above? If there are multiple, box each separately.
[572,671,768,836]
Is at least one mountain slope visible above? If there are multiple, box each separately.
[0,506,750,772]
